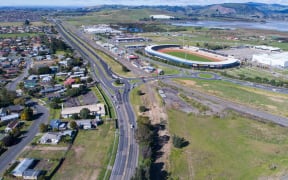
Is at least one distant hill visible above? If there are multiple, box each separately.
[83,2,288,21]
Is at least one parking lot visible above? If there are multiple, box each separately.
[65,90,98,107]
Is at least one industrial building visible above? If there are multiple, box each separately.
[150,14,175,19]
[83,25,121,34]
[252,52,288,68]
[61,104,105,118]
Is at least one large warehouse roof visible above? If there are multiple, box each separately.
[61,104,105,116]
[252,52,288,68]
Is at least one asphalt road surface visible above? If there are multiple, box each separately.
[55,21,138,180]
[0,103,49,174]
[5,60,30,91]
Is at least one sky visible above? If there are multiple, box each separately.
[1,0,288,6]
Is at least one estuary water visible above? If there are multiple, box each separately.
[172,20,288,32]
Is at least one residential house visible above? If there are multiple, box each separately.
[0,107,8,117]
[40,86,64,94]
[5,120,20,133]
[39,132,62,144]
[24,79,38,88]
[50,119,67,130]
[27,75,38,81]
[39,130,74,144]
[41,76,52,83]
[8,105,24,114]
[64,78,75,86]
[1,114,19,123]
[75,120,95,130]
[11,158,36,177]
[23,169,42,180]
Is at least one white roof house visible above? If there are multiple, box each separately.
[61,104,105,118]
[39,132,62,144]
[252,52,288,68]
[1,113,19,122]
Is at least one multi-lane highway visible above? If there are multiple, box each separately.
[55,21,138,180]
[55,19,288,180]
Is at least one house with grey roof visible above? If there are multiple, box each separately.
[11,158,36,177]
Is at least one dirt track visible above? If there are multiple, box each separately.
[158,48,224,62]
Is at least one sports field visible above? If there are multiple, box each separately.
[158,48,223,62]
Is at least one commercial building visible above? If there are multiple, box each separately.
[150,14,175,19]
[252,52,288,68]
[61,104,105,118]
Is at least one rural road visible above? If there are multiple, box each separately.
[164,79,288,127]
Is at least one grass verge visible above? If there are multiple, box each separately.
[168,109,288,179]
[173,78,288,117]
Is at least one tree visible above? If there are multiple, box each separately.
[0,89,17,108]
[139,106,146,113]
[115,79,122,85]
[70,121,78,130]
[80,108,90,119]
[10,128,21,138]
[24,19,30,26]
[37,66,51,75]
[49,102,59,109]
[122,65,130,72]
[13,97,26,105]
[18,82,24,90]
[87,77,93,83]
[21,107,33,121]
[71,113,79,120]
[172,135,189,148]
[39,123,49,133]
[137,90,143,96]
[2,135,14,147]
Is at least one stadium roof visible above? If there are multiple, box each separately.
[145,45,239,66]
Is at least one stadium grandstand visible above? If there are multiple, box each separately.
[145,44,240,69]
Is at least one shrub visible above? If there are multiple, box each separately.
[172,135,189,148]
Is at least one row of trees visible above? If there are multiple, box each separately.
[221,71,288,88]
[0,89,17,108]
[132,116,153,180]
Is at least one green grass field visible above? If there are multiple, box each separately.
[198,73,214,78]
[173,78,288,117]
[0,33,44,38]
[163,51,213,62]
[95,50,135,78]
[168,109,288,179]
[49,108,61,120]
[53,121,116,180]
[66,9,172,26]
